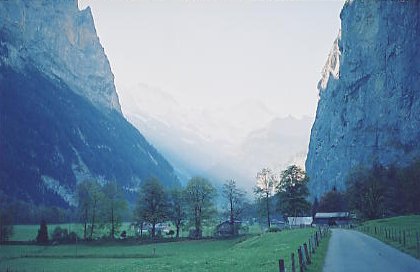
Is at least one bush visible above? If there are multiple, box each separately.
[51,226,79,243]
[268,227,281,232]
[68,231,79,242]
[52,226,68,242]
[240,225,249,234]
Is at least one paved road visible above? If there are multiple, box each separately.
[323,229,420,272]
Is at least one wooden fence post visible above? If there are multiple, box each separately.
[279,259,285,272]
[309,239,313,257]
[304,243,311,264]
[298,247,305,272]
[311,236,316,254]
[291,252,296,272]
[399,230,402,244]
[416,231,419,258]
[403,230,406,247]
[315,231,319,247]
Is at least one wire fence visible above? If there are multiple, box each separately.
[278,227,330,272]
[358,225,420,259]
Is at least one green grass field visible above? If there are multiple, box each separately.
[1,228,319,272]
[358,215,420,259]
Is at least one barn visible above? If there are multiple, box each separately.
[215,220,242,237]
[313,212,351,226]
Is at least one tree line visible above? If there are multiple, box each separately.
[312,160,420,220]
[0,162,326,244]
[1,165,311,243]
[134,176,250,239]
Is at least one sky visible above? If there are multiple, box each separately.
[78,0,344,119]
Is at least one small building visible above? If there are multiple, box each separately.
[270,219,286,229]
[287,217,313,227]
[313,212,351,226]
[155,222,171,235]
[215,220,242,237]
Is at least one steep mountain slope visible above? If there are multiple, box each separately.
[306,0,420,197]
[0,0,179,207]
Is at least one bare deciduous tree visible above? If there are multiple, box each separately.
[222,179,245,235]
[254,168,276,228]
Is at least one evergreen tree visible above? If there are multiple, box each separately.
[36,219,49,244]
[0,208,13,243]
[311,197,319,217]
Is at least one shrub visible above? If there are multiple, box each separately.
[68,231,79,242]
[268,227,281,232]
[51,226,79,243]
[52,226,68,242]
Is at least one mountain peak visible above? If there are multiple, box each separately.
[0,0,121,112]
[0,0,179,207]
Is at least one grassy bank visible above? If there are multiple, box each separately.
[358,215,420,259]
[306,231,331,272]
[1,228,316,272]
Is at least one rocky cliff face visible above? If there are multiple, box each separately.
[0,0,120,111]
[0,0,179,207]
[306,0,420,198]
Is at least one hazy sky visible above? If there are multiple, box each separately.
[78,0,343,119]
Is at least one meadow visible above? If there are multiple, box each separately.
[358,215,420,259]
[1,227,317,272]
[9,223,264,242]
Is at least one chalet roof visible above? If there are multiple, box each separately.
[217,220,241,227]
[271,219,286,224]
[314,212,350,218]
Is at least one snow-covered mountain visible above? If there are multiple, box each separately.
[119,83,313,190]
